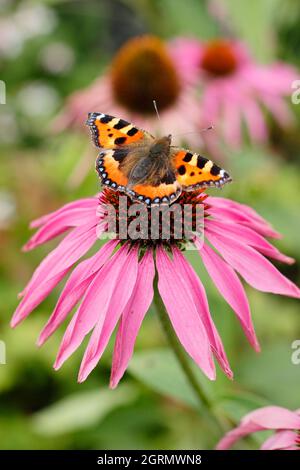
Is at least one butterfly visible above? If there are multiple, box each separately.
[86,112,232,206]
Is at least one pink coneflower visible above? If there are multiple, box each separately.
[170,38,296,155]
[54,36,201,144]
[11,188,300,387]
[217,406,300,450]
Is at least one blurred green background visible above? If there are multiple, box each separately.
[0,0,300,450]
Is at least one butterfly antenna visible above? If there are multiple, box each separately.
[153,100,161,122]
[200,125,214,132]
[172,125,214,138]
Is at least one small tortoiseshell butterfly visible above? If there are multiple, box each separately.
[86,112,232,205]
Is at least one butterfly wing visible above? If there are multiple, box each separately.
[96,151,181,205]
[86,112,153,149]
[129,168,181,205]
[87,112,155,197]
[171,148,232,190]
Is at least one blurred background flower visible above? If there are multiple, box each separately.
[217,406,300,450]
[0,0,300,451]
[172,37,296,158]
[55,35,200,140]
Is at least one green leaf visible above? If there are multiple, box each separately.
[128,348,218,409]
[216,391,269,423]
[215,391,271,449]
[236,342,300,409]
[32,384,137,435]
[224,0,281,61]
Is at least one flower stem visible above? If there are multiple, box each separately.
[153,275,224,433]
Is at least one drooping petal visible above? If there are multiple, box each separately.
[216,421,265,450]
[12,269,71,329]
[38,240,119,346]
[54,244,137,370]
[259,94,294,128]
[195,239,259,351]
[24,204,99,251]
[11,224,98,327]
[206,230,300,298]
[168,37,202,84]
[206,218,294,264]
[216,406,300,450]
[222,90,243,149]
[30,197,98,229]
[156,246,216,380]
[172,246,233,378]
[261,430,297,450]
[207,196,281,239]
[110,250,155,388]
[20,224,97,299]
[242,406,300,430]
[241,94,268,143]
[78,247,139,382]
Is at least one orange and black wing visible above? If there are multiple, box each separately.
[96,151,181,205]
[171,148,232,191]
[86,112,153,149]
[129,180,181,205]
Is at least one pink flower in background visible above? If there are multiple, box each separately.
[171,38,296,156]
[54,35,201,146]
[217,406,300,450]
[11,189,300,387]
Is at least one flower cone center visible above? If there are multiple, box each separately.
[111,35,181,114]
[101,189,208,248]
[200,40,238,76]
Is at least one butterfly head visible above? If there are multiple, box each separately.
[149,134,172,158]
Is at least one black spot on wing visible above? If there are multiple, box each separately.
[100,115,112,124]
[178,165,186,175]
[127,127,139,136]
[210,164,221,176]
[115,137,127,145]
[113,119,130,129]
[112,148,128,162]
[161,170,176,185]
[197,156,208,169]
[182,152,193,163]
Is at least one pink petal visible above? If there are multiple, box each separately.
[217,406,300,450]
[206,218,294,264]
[12,269,71,328]
[195,239,259,351]
[241,94,268,143]
[168,38,201,84]
[243,406,300,429]
[30,197,98,228]
[222,92,242,149]
[24,205,99,251]
[205,230,300,298]
[38,240,118,346]
[261,430,297,450]
[172,247,233,378]
[20,224,97,299]
[78,247,139,382]
[156,246,216,380]
[11,225,97,327]
[200,84,222,126]
[54,244,137,370]
[207,197,281,239]
[216,420,265,449]
[110,250,155,388]
[259,94,294,128]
